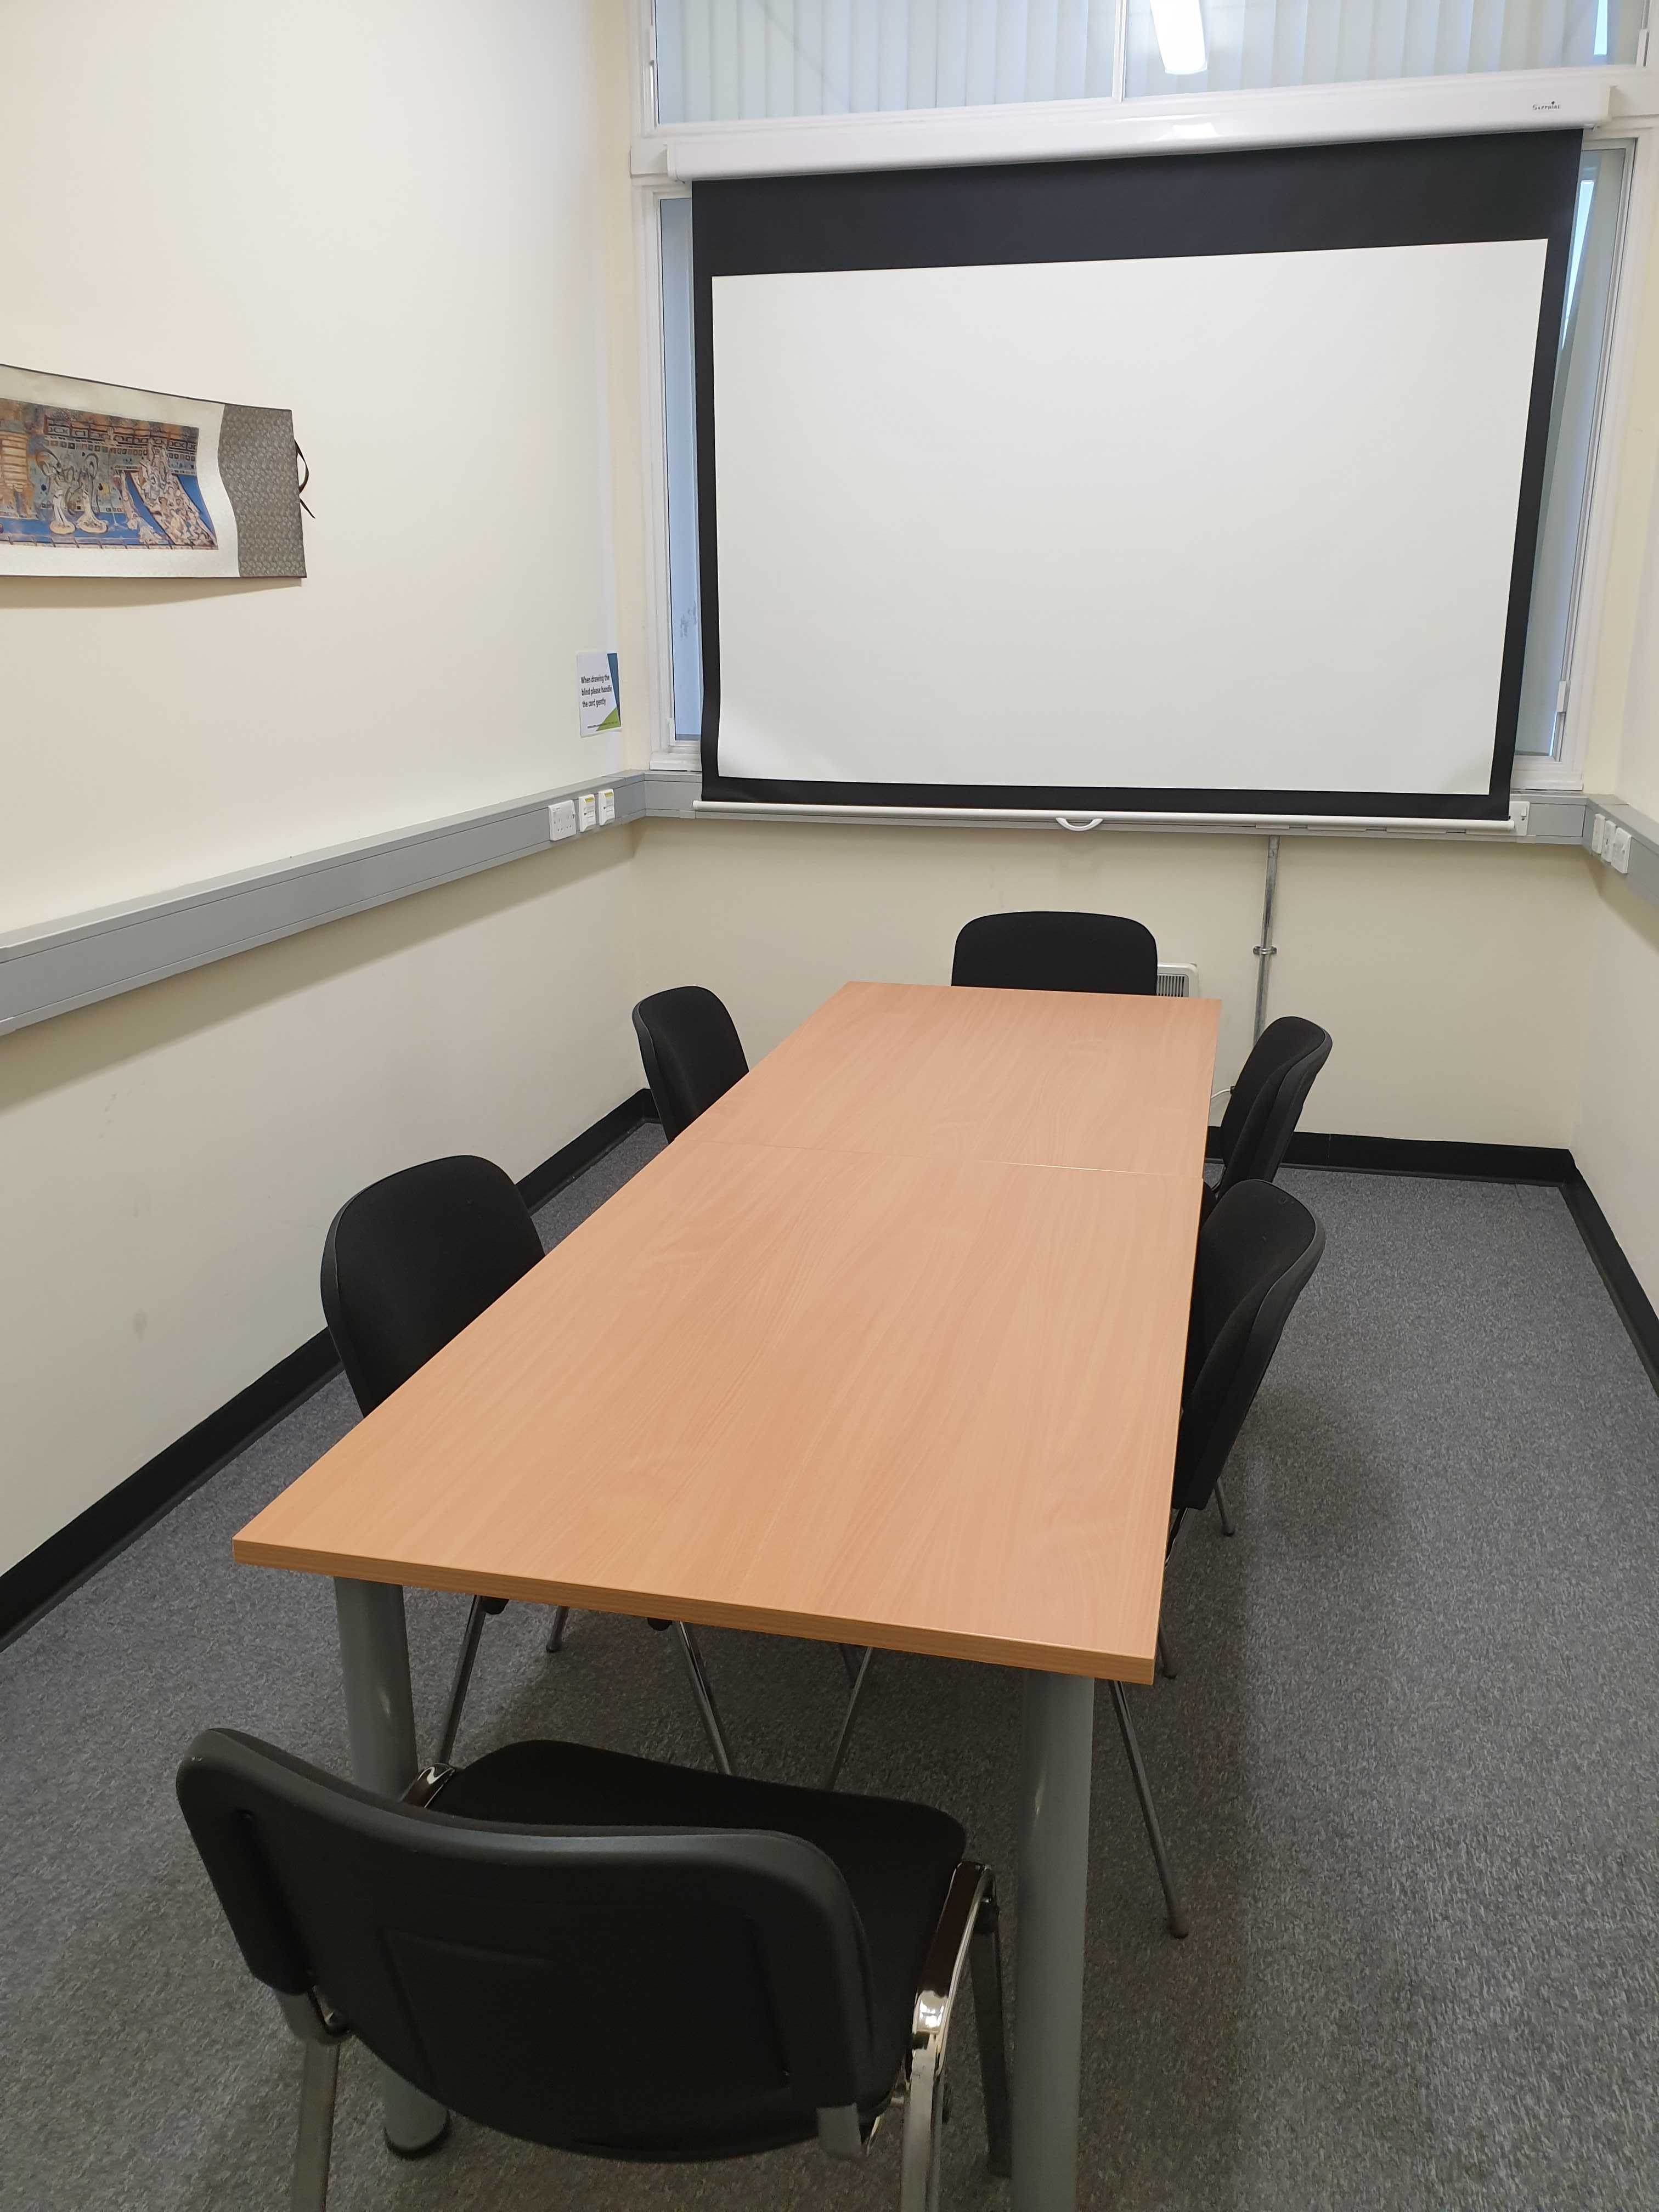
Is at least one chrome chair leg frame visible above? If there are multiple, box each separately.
[292,2038,340,2212]
[1108,1682,1189,1939]
[899,1864,1011,2211]
[433,1595,490,1770]
[672,1620,735,1774]
[545,1605,571,1654]
[825,1645,876,1788]
[276,1993,348,2212]
[968,1886,1013,2179]
[1214,1477,1237,1537]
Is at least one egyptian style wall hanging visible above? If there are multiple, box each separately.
[0,366,305,579]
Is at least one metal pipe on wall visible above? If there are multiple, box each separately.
[1252,833,1280,1043]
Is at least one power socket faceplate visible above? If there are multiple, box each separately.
[549,799,577,842]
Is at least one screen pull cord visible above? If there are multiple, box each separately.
[1054,815,1105,833]
[1252,834,1280,1042]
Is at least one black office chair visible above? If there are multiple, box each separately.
[177,1728,1011,2211]
[826,1180,1324,1942]
[1200,1016,1330,1534]
[633,986,749,1140]
[321,1156,733,1773]
[1206,1015,1332,1217]
[950,911,1159,995]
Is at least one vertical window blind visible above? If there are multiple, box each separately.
[1515,144,1628,752]
[655,1,1117,121]
[1124,0,1643,97]
[654,0,1640,121]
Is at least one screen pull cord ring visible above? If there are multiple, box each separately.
[1055,815,1105,833]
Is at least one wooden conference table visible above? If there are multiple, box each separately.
[236,979,1220,2211]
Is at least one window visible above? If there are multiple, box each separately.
[1124,0,1643,98]
[652,0,1642,117]
[1516,144,1630,755]
[660,196,703,742]
[654,2,1119,123]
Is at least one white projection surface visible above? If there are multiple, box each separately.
[710,240,1549,799]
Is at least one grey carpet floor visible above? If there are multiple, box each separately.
[2,1128,1656,2212]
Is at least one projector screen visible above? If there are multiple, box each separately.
[693,133,1581,822]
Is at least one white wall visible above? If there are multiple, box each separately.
[634,819,1594,1143]
[0,0,645,932]
[1571,298,1659,1306]
[1617,443,1659,821]
[1567,173,1659,1310]
[1573,874,1659,1301]
[0,842,640,1573]
[4,0,1657,1583]
[0,0,650,1578]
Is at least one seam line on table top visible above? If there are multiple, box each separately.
[681,1127,1209,1182]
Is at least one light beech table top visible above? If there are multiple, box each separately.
[683,981,1218,1177]
[237,983,1219,1684]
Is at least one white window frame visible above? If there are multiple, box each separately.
[1518,122,1654,791]
[630,0,1659,792]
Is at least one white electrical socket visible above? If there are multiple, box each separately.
[549,799,577,842]
[598,787,616,826]
[1611,825,1632,875]
[1592,812,1607,856]
[578,792,597,832]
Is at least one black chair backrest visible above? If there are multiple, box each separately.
[1214,1017,1332,1203]
[177,1729,879,2160]
[951,911,1158,995]
[1175,1181,1324,1511]
[633,987,749,1142]
[320,1155,544,1416]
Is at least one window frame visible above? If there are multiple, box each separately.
[632,0,1659,793]
[1517,123,1651,791]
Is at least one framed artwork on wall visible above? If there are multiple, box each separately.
[0,365,304,579]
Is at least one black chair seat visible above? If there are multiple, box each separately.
[439,1737,965,2120]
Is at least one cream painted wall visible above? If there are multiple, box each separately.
[1572,269,1659,1304]
[0,1,653,1579]
[1573,875,1659,1300]
[1616,443,1659,819]
[0,839,640,1574]
[3,1,1654,1584]
[1570,162,1659,1306]
[0,0,646,933]
[634,820,1595,1144]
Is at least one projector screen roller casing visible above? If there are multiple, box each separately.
[693,134,1581,821]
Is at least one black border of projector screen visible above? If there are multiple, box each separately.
[692,131,1582,822]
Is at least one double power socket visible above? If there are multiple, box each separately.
[1590,811,1633,876]
[549,788,616,842]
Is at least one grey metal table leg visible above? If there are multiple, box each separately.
[334,1579,449,2155]
[1012,1672,1096,2212]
